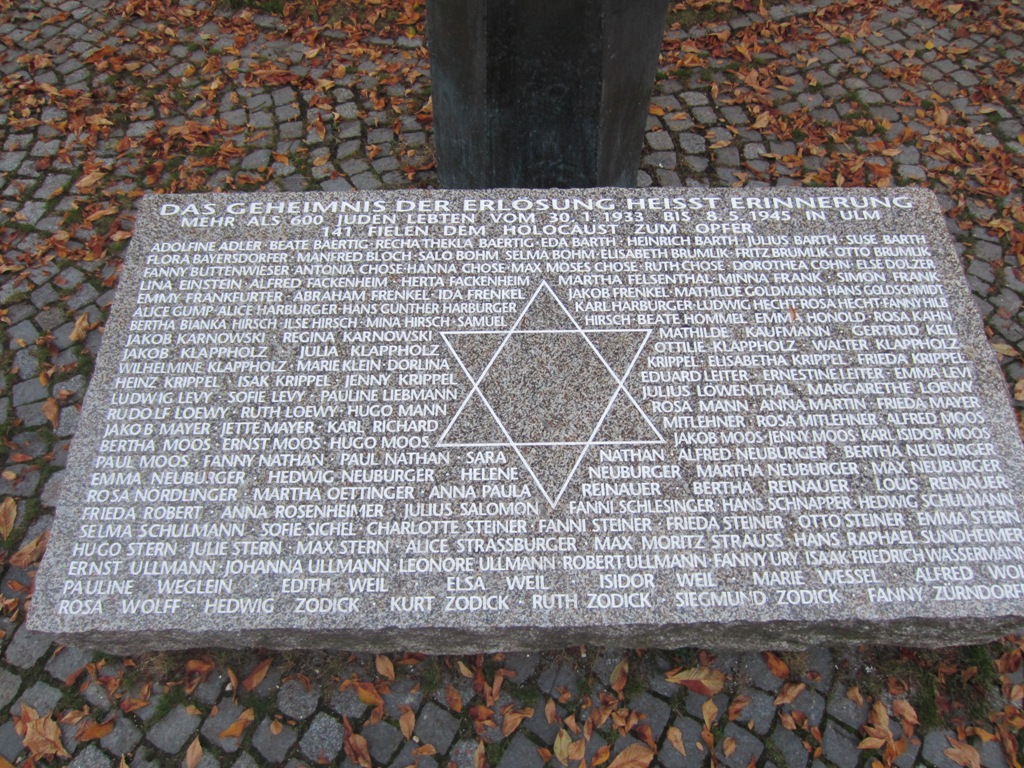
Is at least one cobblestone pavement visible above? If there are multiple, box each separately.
[2,0,1024,766]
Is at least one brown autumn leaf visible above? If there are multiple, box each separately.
[608,742,655,768]
[218,707,254,739]
[10,530,49,568]
[473,739,486,768]
[593,743,612,765]
[846,686,864,706]
[445,684,463,714]
[399,707,415,740]
[666,725,687,756]
[354,681,384,708]
[345,732,372,768]
[375,654,395,681]
[77,718,115,741]
[722,735,736,757]
[774,682,806,706]
[0,497,16,540]
[702,699,719,731]
[42,398,60,430]
[412,743,437,756]
[665,666,726,697]
[500,705,533,737]
[554,728,573,766]
[944,737,981,768]
[858,736,888,750]
[456,660,474,678]
[185,737,203,768]
[69,313,91,342]
[610,659,629,696]
[241,658,272,692]
[184,658,215,694]
[545,697,557,724]
[764,652,790,679]
[893,699,919,726]
[17,705,71,761]
[269,719,283,736]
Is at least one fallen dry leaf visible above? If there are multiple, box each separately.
[945,737,981,768]
[608,742,655,768]
[665,666,726,697]
[375,654,395,681]
[611,659,629,696]
[218,708,254,739]
[10,531,49,568]
[69,313,91,342]
[77,718,115,741]
[667,725,687,756]
[703,698,719,730]
[399,707,415,739]
[185,736,203,768]
[764,652,790,679]
[500,705,533,737]
[16,705,71,761]
[43,398,60,430]
[241,658,272,692]
[0,498,16,540]
[445,684,463,714]
[774,682,806,706]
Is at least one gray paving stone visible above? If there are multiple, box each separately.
[496,732,544,768]
[734,687,776,735]
[252,717,298,763]
[363,720,403,764]
[769,724,810,768]
[739,652,787,693]
[390,740,440,768]
[100,715,143,756]
[537,660,578,697]
[0,668,20,710]
[921,729,964,768]
[147,705,201,754]
[299,712,344,763]
[0,718,22,763]
[825,683,868,729]
[415,701,461,754]
[719,722,764,768]
[646,130,674,151]
[379,677,422,720]
[327,685,367,719]
[629,692,672,740]
[200,698,248,753]
[13,680,63,716]
[277,678,319,720]
[821,721,860,768]
[4,624,52,668]
[69,744,112,768]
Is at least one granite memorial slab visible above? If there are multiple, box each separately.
[28,187,1024,653]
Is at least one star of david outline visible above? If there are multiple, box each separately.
[437,281,665,507]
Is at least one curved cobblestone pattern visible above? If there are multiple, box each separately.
[1,0,1023,766]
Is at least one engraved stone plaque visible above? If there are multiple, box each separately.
[29,188,1024,652]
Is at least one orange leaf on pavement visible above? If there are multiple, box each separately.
[399,707,415,740]
[375,655,395,681]
[764,652,790,679]
[218,708,254,739]
[185,737,203,768]
[608,742,655,768]
[665,666,725,697]
[241,658,271,692]
[0,498,16,540]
